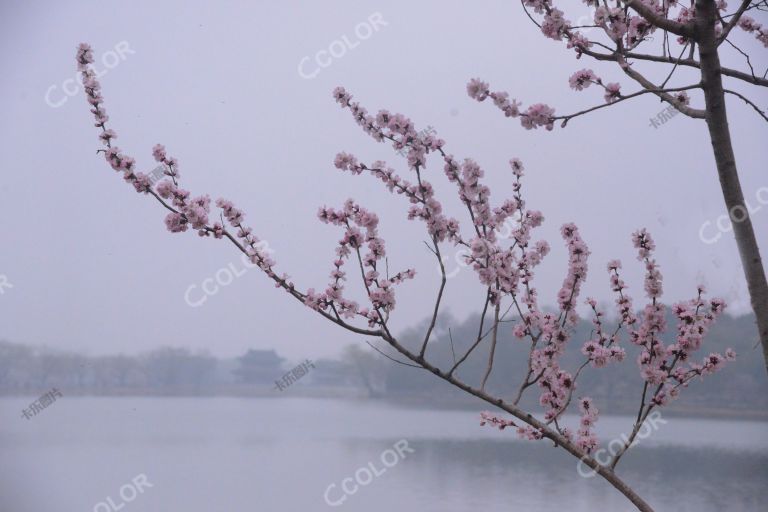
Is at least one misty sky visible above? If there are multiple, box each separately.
[0,0,766,361]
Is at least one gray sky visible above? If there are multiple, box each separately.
[0,0,766,361]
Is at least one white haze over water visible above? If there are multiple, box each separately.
[0,397,766,512]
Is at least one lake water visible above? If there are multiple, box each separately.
[1,397,766,511]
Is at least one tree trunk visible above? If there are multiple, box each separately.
[696,0,768,373]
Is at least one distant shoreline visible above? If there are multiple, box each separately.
[3,389,766,422]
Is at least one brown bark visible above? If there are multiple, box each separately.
[379,333,657,512]
[696,0,768,374]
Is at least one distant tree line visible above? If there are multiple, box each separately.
[382,312,768,417]
[0,343,376,396]
[0,345,219,394]
[1,313,765,417]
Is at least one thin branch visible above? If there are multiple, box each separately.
[512,337,539,406]
[624,0,695,37]
[375,329,655,511]
[584,46,768,87]
[616,56,707,118]
[449,288,492,376]
[365,340,422,369]
[724,88,768,122]
[480,301,502,390]
[723,38,758,83]
[718,0,753,44]
[659,42,690,89]
[420,238,447,358]
[556,83,702,126]
[448,327,457,365]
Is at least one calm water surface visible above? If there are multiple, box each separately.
[0,397,765,511]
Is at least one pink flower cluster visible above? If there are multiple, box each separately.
[332,87,465,244]
[496,228,592,432]
[332,87,444,171]
[332,88,640,440]
[608,259,638,328]
[672,91,690,106]
[603,82,621,104]
[568,69,597,91]
[316,199,415,325]
[78,43,281,283]
[581,297,626,368]
[150,148,213,235]
[333,86,555,309]
[483,226,733,455]
[151,144,179,181]
[467,78,555,131]
[522,0,660,50]
[471,0,757,130]
[480,411,544,440]
[519,225,592,426]
[575,397,599,453]
[468,72,623,129]
[567,69,622,105]
[80,39,738,465]
[612,230,735,406]
[557,223,589,316]
[218,198,277,272]
[479,410,517,430]
[333,153,460,244]
[541,8,569,41]
[739,16,768,48]
[77,44,150,195]
[332,89,644,432]
[79,44,427,337]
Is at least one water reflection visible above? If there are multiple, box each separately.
[0,397,765,511]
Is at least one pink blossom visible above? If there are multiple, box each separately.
[152,144,167,162]
[606,7,629,40]
[132,172,151,194]
[517,425,544,441]
[569,69,597,91]
[541,8,569,41]
[627,16,653,47]
[76,43,94,71]
[78,44,739,472]
[164,212,187,233]
[738,16,768,47]
[603,83,621,104]
[479,411,516,430]
[673,91,690,106]
[467,78,490,101]
[521,103,556,131]
[566,32,591,55]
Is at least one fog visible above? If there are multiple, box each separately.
[1,2,767,511]
[1,0,766,361]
